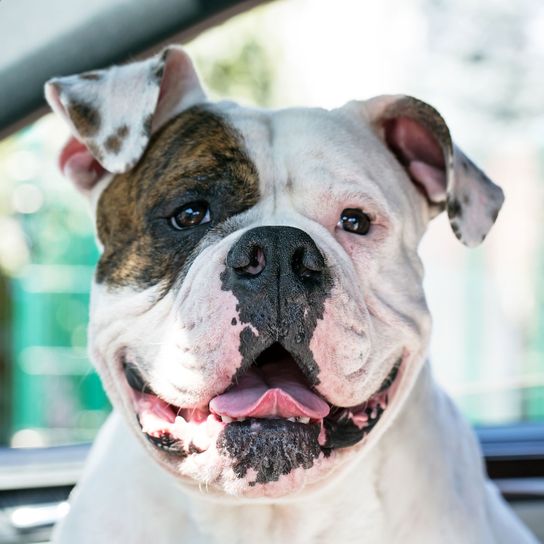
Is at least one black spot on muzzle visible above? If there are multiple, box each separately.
[220,226,333,384]
[217,419,321,485]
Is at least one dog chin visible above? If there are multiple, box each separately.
[159,430,344,499]
[115,347,408,498]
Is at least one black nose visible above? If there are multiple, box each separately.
[222,226,332,382]
[226,226,326,284]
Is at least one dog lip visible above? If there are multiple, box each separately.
[319,357,403,449]
[377,359,401,394]
[125,352,405,458]
[145,430,186,456]
[123,361,154,395]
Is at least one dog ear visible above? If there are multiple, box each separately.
[44,46,205,193]
[360,95,504,247]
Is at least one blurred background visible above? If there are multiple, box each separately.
[0,0,543,448]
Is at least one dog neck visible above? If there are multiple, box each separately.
[180,362,489,544]
[58,360,491,543]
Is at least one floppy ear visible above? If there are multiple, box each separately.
[44,46,205,193]
[361,95,504,247]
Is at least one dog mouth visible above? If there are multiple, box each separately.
[123,343,403,459]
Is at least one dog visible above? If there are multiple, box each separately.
[44,46,537,543]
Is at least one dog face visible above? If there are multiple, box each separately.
[45,47,503,498]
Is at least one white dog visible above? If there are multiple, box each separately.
[44,46,537,543]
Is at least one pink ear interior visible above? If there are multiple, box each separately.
[153,48,203,130]
[59,137,106,191]
[383,117,447,203]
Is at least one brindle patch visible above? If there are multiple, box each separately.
[103,125,130,155]
[104,135,121,155]
[142,114,154,137]
[95,106,260,288]
[117,125,129,138]
[446,197,462,220]
[66,100,101,137]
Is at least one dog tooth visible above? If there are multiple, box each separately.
[298,417,310,424]
[287,417,296,422]
[237,417,246,422]
[221,415,233,423]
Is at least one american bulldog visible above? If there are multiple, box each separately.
[44,46,537,543]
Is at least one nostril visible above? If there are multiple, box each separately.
[292,247,324,280]
[303,249,325,273]
[227,227,326,284]
[233,246,266,277]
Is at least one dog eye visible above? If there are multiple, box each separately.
[338,208,371,235]
[169,201,211,230]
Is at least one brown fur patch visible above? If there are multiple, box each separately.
[117,125,129,138]
[66,100,101,137]
[142,114,154,137]
[79,72,102,81]
[104,135,121,154]
[96,106,260,288]
[446,197,462,220]
[104,125,130,155]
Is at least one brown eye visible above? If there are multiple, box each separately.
[338,208,371,235]
[169,201,211,230]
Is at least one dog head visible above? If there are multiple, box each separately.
[45,46,503,498]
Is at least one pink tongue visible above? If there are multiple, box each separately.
[209,361,330,420]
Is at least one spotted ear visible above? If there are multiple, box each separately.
[360,95,504,247]
[44,46,205,192]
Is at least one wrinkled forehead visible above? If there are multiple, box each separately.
[96,101,416,236]
[93,102,425,289]
[218,102,410,215]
